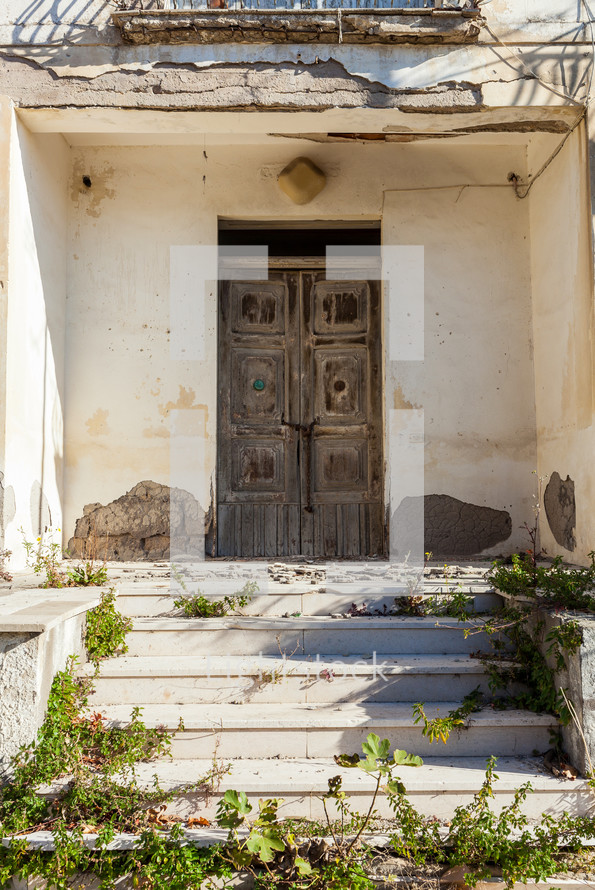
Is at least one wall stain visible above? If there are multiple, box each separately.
[393,383,419,411]
[71,159,116,218]
[158,385,209,436]
[86,409,110,437]
[143,426,170,439]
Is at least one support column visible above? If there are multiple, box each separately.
[0,97,12,555]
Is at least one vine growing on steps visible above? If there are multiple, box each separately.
[4,544,595,887]
[4,732,595,889]
[172,564,258,617]
[85,588,133,665]
[410,535,594,744]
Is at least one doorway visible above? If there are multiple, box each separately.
[216,225,384,558]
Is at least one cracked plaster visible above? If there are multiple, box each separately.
[0,23,591,110]
[0,55,485,110]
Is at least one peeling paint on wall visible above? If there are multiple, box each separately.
[71,161,116,218]
[0,55,483,112]
[544,471,576,552]
[68,479,204,560]
[393,383,419,411]
[158,386,209,437]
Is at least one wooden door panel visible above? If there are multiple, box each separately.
[218,275,299,556]
[314,349,367,422]
[231,440,285,493]
[231,282,286,334]
[301,271,384,558]
[230,349,285,423]
[313,281,369,335]
[218,267,384,558]
[313,439,369,493]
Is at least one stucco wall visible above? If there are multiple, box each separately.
[528,124,595,564]
[0,613,86,772]
[63,139,536,556]
[385,180,537,555]
[3,117,69,567]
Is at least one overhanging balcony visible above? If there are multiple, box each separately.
[112,0,483,45]
[161,0,477,7]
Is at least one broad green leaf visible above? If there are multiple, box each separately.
[295,857,313,875]
[229,845,253,869]
[223,789,252,815]
[392,749,423,767]
[257,797,281,824]
[246,828,285,863]
[361,733,390,761]
[357,757,381,774]
[386,778,407,795]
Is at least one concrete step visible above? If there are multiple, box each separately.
[82,653,503,705]
[125,615,505,657]
[96,702,556,759]
[114,582,501,618]
[117,755,592,821]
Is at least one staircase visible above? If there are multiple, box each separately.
[79,561,592,822]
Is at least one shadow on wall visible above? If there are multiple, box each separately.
[68,480,205,560]
[12,0,113,43]
[392,494,512,559]
[0,473,16,550]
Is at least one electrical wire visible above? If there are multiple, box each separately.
[481,21,587,106]
[478,4,595,198]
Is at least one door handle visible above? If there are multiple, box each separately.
[280,412,303,433]
[281,413,319,435]
[303,417,319,513]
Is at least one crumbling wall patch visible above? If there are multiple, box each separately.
[68,480,205,561]
[0,55,483,112]
[544,471,576,552]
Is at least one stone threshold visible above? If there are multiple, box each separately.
[112,7,483,45]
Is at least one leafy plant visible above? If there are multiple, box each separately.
[0,657,220,842]
[22,528,70,588]
[68,560,109,587]
[174,580,258,618]
[22,528,110,589]
[412,688,483,744]
[454,495,595,724]
[489,551,595,611]
[438,756,593,888]
[85,588,132,663]
[332,733,422,854]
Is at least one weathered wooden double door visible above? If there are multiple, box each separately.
[217,266,384,558]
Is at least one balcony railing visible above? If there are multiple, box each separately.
[160,0,476,8]
[114,0,482,44]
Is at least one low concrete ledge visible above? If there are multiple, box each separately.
[0,590,103,772]
[0,590,102,633]
[112,8,483,45]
